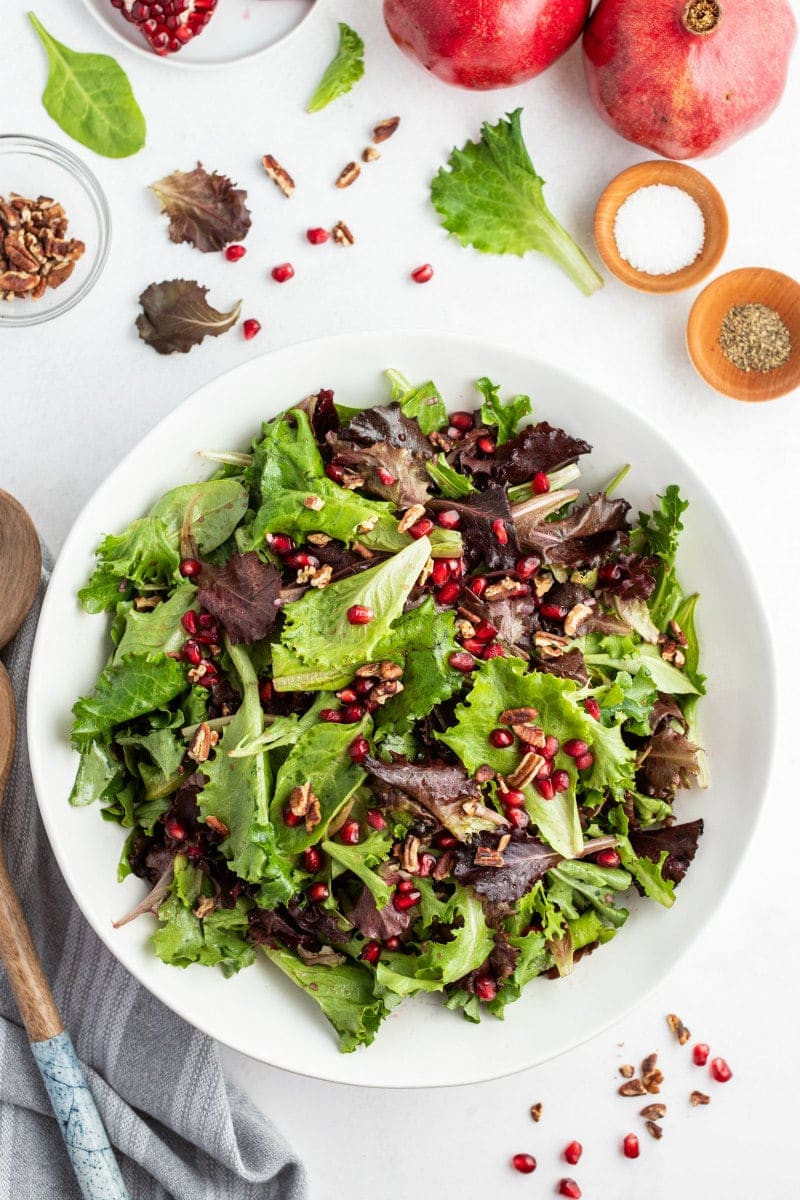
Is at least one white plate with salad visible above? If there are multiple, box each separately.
[27,330,774,1087]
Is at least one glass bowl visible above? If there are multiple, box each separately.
[0,135,111,328]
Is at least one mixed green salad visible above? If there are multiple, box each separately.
[70,371,706,1052]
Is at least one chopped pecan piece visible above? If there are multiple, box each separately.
[500,707,539,725]
[507,751,546,789]
[187,722,214,764]
[618,1079,647,1097]
[372,116,401,143]
[690,1091,710,1107]
[362,146,380,163]
[645,1120,663,1141]
[529,1102,543,1123]
[261,154,295,198]
[640,1104,666,1120]
[193,896,216,919]
[563,602,594,637]
[397,503,426,533]
[619,1064,635,1079]
[474,846,504,868]
[534,632,569,659]
[205,814,229,837]
[335,161,361,189]
[666,1013,691,1045]
[332,220,354,246]
[0,270,38,293]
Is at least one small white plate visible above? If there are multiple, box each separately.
[80,0,316,69]
[28,331,775,1087]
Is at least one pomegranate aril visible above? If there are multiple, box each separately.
[337,688,357,704]
[623,1133,640,1159]
[179,557,201,578]
[181,610,198,634]
[366,809,387,830]
[393,888,421,911]
[303,846,323,873]
[470,575,488,597]
[552,769,570,792]
[542,735,560,759]
[595,849,620,868]
[198,612,215,630]
[437,509,461,529]
[434,831,457,849]
[536,759,553,782]
[347,604,374,625]
[164,817,186,841]
[510,1153,535,1175]
[477,436,495,455]
[564,1142,582,1166]
[491,518,509,545]
[584,698,601,720]
[377,468,396,486]
[396,880,415,894]
[483,643,505,659]
[532,471,550,494]
[342,703,365,722]
[507,808,530,830]
[284,550,317,570]
[563,739,589,759]
[475,975,497,1002]
[574,752,594,771]
[461,637,486,656]
[449,651,476,672]
[258,681,273,706]
[446,426,463,441]
[325,462,345,484]
[361,940,381,964]
[599,562,622,583]
[339,819,360,845]
[431,558,450,586]
[267,533,295,555]
[693,1043,710,1067]
[502,789,526,809]
[515,555,540,580]
[489,728,514,749]
[558,1181,582,1199]
[354,677,374,695]
[271,262,294,283]
[384,935,401,951]
[307,227,330,244]
[307,882,329,903]
[710,1057,732,1082]
[242,318,261,340]
[449,410,474,431]
[445,557,464,576]
[348,735,369,763]
[320,708,343,723]
[224,243,246,262]
[436,580,461,605]
[540,603,568,621]
[182,639,202,665]
[416,852,436,878]
[473,620,497,643]
[408,517,433,539]
[535,777,555,800]
[411,263,434,283]
[283,807,301,827]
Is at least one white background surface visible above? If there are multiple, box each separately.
[2,0,799,1194]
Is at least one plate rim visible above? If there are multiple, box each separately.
[27,328,778,1087]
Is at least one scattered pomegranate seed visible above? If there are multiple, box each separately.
[181,610,198,634]
[306,227,330,245]
[416,852,436,877]
[342,703,365,722]
[472,620,496,643]
[540,603,568,621]
[384,935,401,951]
[492,518,509,545]
[502,789,526,809]
[514,555,540,580]
[584,698,601,720]
[303,846,323,873]
[449,651,476,672]
[320,708,343,723]
[477,435,495,454]
[462,637,486,656]
[408,517,434,539]
[271,262,294,283]
[431,559,450,586]
[532,471,550,494]
[377,468,396,486]
[267,533,295,555]
[338,688,357,704]
[693,1043,710,1067]
[510,1153,536,1174]
[411,263,434,283]
[595,849,621,868]
[449,411,474,431]
[436,580,461,605]
[283,807,301,827]
[361,940,381,964]
[183,639,202,665]
[558,1180,582,1199]
[564,1142,582,1166]
[542,735,560,758]
[347,604,374,625]
[179,557,201,578]
[242,318,261,340]
[483,643,506,659]
[434,831,457,849]
[574,752,594,771]
[474,975,497,1002]
[258,680,273,706]
[325,462,345,483]
[563,739,589,759]
[348,735,370,764]
[489,728,514,749]
[552,769,570,792]
[534,777,555,800]
[710,1057,732,1082]
[339,819,361,845]
[224,243,246,262]
[507,808,530,830]
[437,509,461,529]
[307,882,330,903]
[470,576,489,597]
[393,888,421,911]
[284,551,317,570]
[164,817,185,841]
[623,1133,640,1159]
[397,880,415,894]
[355,677,375,695]
[366,809,387,830]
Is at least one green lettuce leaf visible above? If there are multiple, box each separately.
[324,830,393,908]
[476,376,531,445]
[425,454,476,498]
[71,654,188,750]
[79,517,179,613]
[374,598,465,739]
[608,806,677,908]
[149,479,248,555]
[430,109,603,297]
[113,584,197,662]
[307,21,365,114]
[69,741,123,807]
[263,947,388,1052]
[634,486,690,629]
[546,860,631,929]
[590,667,657,738]
[153,856,255,977]
[386,369,448,434]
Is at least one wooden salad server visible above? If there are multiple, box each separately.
[0,489,129,1200]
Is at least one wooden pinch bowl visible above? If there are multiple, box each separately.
[594,161,728,294]
[686,267,800,402]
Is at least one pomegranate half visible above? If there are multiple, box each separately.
[383,0,591,90]
[583,0,796,159]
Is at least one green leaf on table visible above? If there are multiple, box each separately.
[79,517,179,612]
[386,369,448,434]
[476,376,532,445]
[430,109,603,297]
[29,12,146,158]
[71,654,187,750]
[113,584,196,663]
[263,947,388,1052]
[150,480,248,556]
[307,22,365,114]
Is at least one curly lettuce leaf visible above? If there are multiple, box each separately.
[136,281,242,356]
[263,947,387,1053]
[324,830,393,909]
[153,857,255,977]
[633,486,690,629]
[79,517,179,613]
[430,109,603,297]
[546,859,631,929]
[71,654,188,750]
[149,165,251,254]
[426,454,476,499]
[386,369,448,434]
[307,22,365,114]
[476,376,531,445]
[374,598,465,740]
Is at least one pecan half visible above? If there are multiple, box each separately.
[529,1103,543,1123]
[500,707,539,725]
[397,503,426,533]
[507,752,546,789]
[205,814,229,837]
[474,846,504,868]
[690,1091,710,1107]
[640,1104,666,1121]
[372,116,400,143]
[187,722,214,764]
[645,1120,663,1141]
[335,161,361,189]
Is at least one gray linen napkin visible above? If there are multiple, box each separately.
[0,564,308,1200]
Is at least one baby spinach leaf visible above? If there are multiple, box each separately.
[307,22,365,114]
[29,13,146,159]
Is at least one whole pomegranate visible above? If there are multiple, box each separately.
[383,0,591,90]
[583,0,796,159]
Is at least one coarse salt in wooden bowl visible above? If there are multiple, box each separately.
[686,267,800,402]
[594,161,728,294]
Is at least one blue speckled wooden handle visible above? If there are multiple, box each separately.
[30,1031,129,1200]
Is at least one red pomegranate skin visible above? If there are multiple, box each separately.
[583,0,797,159]
[383,0,591,90]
